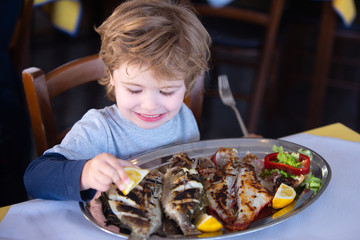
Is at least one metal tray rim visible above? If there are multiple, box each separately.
[80,138,332,239]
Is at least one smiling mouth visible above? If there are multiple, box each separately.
[135,113,166,122]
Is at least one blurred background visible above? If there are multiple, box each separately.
[1,0,359,206]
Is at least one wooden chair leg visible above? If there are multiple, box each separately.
[247,0,285,133]
[306,1,336,129]
[264,45,281,120]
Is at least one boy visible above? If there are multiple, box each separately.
[24,0,211,202]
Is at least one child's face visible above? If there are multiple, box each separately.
[110,63,186,129]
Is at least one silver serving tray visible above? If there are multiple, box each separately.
[80,138,331,239]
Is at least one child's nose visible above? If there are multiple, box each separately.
[141,92,159,110]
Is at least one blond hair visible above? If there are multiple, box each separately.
[95,0,211,101]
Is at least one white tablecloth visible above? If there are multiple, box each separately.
[1,133,359,240]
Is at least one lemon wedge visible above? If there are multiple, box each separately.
[272,183,296,209]
[122,167,149,195]
[195,213,223,232]
[272,200,296,219]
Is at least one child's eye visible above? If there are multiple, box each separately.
[128,89,142,94]
[160,91,175,96]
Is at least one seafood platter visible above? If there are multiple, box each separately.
[80,138,331,239]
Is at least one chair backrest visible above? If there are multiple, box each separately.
[22,54,205,156]
[9,0,34,71]
[193,0,285,133]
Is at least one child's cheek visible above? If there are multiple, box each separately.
[122,97,138,109]
[116,91,137,109]
[165,93,185,112]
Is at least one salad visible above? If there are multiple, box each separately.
[261,145,322,194]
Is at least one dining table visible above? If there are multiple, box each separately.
[1,122,359,240]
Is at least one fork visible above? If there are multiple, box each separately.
[218,75,249,137]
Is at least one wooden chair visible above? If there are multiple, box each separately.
[9,0,34,71]
[193,0,285,133]
[279,1,360,131]
[22,54,205,156]
[306,1,360,130]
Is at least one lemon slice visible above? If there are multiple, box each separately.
[195,213,223,232]
[122,167,149,195]
[272,183,296,209]
[272,200,296,219]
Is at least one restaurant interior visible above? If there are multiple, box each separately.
[1,0,359,207]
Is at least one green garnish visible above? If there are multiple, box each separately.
[298,148,313,161]
[272,145,301,168]
[301,175,322,194]
[267,145,322,194]
[260,168,296,179]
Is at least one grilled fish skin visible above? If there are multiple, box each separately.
[242,153,275,192]
[106,170,163,240]
[229,163,273,231]
[198,148,273,231]
[161,153,204,236]
[99,149,273,238]
[212,147,240,169]
[197,148,238,226]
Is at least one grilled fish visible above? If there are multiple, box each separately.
[228,163,273,230]
[161,153,205,236]
[242,153,275,192]
[197,148,239,225]
[105,170,163,240]
[212,147,240,169]
[198,148,273,231]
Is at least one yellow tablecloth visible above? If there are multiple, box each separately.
[333,0,357,26]
[0,206,10,223]
[34,0,82,36]
[304,122,360,142]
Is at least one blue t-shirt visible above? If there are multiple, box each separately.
[24,103,199,201]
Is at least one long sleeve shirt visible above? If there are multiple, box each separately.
[24,103,199,201]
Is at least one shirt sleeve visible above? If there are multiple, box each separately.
[45,109,111,160]
[23,152,96,202]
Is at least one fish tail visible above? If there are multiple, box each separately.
[179,219,201,236]
[179,222,202,236]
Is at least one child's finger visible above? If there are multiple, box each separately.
[104,156,131,189]
[114,164,130,190]
[99,165,120,187]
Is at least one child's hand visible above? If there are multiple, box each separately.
[80,153,136,192]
